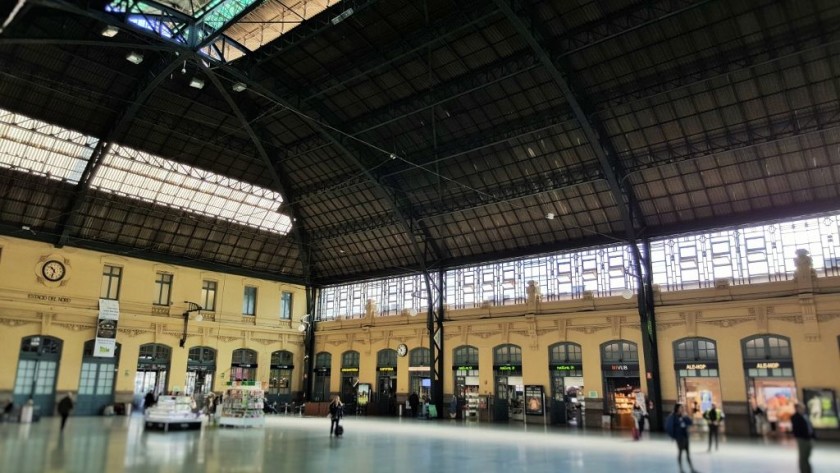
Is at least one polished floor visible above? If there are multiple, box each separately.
[1,415,838,473]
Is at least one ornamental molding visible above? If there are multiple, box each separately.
[655,322,684,331]
[701,318,751,328]
[117,328,146,338]
[0,318,38,327]
[817,313,840,323]
[53,322,94,332]
[568,326,607,334]
[777,315,803,324]
[217,336,240,343]
[252,338,277,346]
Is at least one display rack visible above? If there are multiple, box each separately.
[613,391,635,414]
[144,395,202,432]
[219,383,265,428]
[465,391,479,420]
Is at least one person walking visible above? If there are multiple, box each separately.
[631,404,644,440]
[329,395,343,436]
[57,392,74,433]
[705,403,722,452]
[409,392,419,418]
[666,403,695,473]
[791,403,816,473]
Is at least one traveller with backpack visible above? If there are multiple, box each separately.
[665,403,696,473]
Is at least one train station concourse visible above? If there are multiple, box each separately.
[0,0,840,471]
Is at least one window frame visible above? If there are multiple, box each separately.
[153,272,173,306]
[101,265,122,300]
[243,286,257,315]
[201,280,217,312]
[280,291,293,320]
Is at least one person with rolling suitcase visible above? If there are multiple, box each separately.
[329,395,344,436]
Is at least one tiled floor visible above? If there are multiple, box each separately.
[1,415,838,472]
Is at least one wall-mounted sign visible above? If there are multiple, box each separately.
[314,367,331,374]
[408,366,430,371]
[551,364,583,371]
[231,363,257,368]
[270,364,294,370]
[603,364,638,371]
[674,362,719,371]
[340,367,359,373]
[377,367,396,372]
[743,361,794,370]
[94,299,120,357]
[493,364,521,372]
[28,293,72,303]
[452,365,478,371]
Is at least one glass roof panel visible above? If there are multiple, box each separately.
[0,108,95,184]
[107,0,343,62]
[94,145,292,235]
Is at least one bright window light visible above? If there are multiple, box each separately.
[0,108,93,183]
[0,107,292,235]
[93,145,292,235]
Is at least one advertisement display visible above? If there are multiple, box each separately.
[357,383,371,407]
[525,385,544,415]
[803,388,839,429]
[94,299,120,357]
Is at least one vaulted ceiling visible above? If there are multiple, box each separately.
[1,0,839,285]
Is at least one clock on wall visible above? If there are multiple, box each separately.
[397,343,408,357]
[41,260,66,282]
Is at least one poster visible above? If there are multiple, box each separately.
[94,299,120,357]
[525,385,544,415]
[803,388,839,429]
[357,383,371,406]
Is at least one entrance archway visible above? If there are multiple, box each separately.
[76,340,121,415]
[13,336,63,417]
[134,343,171,408]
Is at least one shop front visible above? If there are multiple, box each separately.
[742,334,797,435]
[186,346,215,398]
[673,337,722,425]
[312,352,331,402]
[229,348,258,382]
[340,351,360,404]
[453,345,480,420]
[548,342,584,426]
[408,347,431,400]
[600,340,640,430]
[268,350,294,404]
[375,349,397,415]
[493,344,523,422]
[134,343,170,408]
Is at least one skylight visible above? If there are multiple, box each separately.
[93,146,292,235]
[106,0,344,62]
[0,108,93,183]
[0,108,292,235]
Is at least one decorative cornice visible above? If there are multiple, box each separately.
[0,318,38,327]
[701,318,752,328]
[117,328,146,338]
[52,322,94,332]
[252,338,277,346]
[777,315,803,324]
[568,326,608,334]
[217,336,239,343]
[817,313,840,323]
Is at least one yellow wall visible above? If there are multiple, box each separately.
[0,236,308,403]
[314,271,840,433]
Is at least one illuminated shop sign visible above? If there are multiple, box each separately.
[551,364,582,371]
[231,363,257,368]
[602,364,639,371]
[452,365,478,371]
[674,363,718,371]
[743,361,793,370]
[314,367,331,374]
[270,364,294,370]
[377,367,396,372]
[494,365,521,372]
[340,367,359,372]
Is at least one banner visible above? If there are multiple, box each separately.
[94,299,120,357]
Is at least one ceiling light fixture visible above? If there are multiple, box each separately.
[545,212,555,220]
[232,82,247,92]
[101,25,119,38]
[189,77,205,89]
[125,52,144,64]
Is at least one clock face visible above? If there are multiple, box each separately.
[397,344,408,357]
[42,260,66,282]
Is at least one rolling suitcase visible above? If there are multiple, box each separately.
[335,424,344,436]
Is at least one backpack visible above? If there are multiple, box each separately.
[665,413,677,439]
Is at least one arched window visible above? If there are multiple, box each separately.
[673,338,717,362]
[409,347,430,367]
[600,340,638,363]
[232,349,257,365]
[377,349,397,368]
[271,350,294,366]
[342,350,360,368]
[21,336,62,355]
[453,346,479,365]
[742,335,792,360]
[315,352,332,369]
[188,346,216,364]
[549,342,582,363]
[139,343,171,364]
[493,344,522,365]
